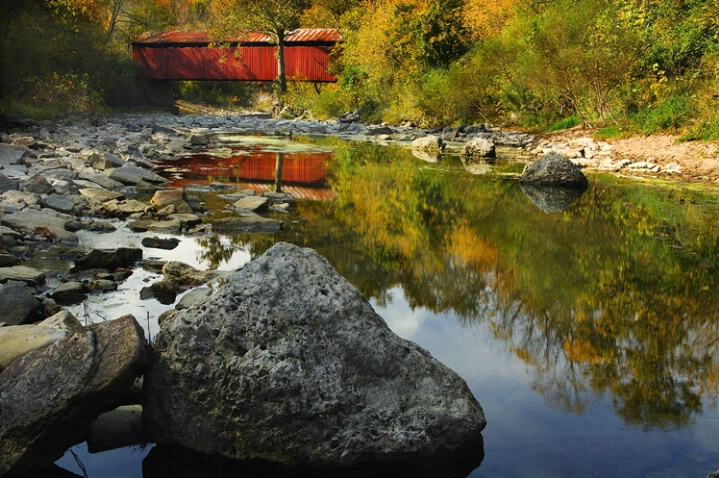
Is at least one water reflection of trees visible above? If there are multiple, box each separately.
[198,141,719,429]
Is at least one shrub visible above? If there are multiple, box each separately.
[632,94,693,134]
[21,73,105,120]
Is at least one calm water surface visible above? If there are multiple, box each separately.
[58,137,719,477]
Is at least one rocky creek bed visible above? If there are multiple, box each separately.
[0,111,713,476]
[0,112,494,476]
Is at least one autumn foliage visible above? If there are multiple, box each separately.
[3,0,719,133]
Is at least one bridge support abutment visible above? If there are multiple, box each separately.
[146,80,174,108]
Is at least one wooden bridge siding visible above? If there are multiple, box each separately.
[132,45,335,82]
[284,46,335,82]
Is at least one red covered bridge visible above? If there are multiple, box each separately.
[131,28,340,83]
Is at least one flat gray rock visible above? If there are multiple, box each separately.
[0,266,46,287]
[128,218,182,233]
[0,253,19,267]
[175,287,211,310]
[109,163,168,185]
[0,209,78,245]
[0,173,19,193]
[96,198,148,217]
[144,243,485,467]
[233,195,269,212]
[79,172,125,191]
[43,194,76,213]
[79,188,124,204]
[210,214,282,234]
[0,144,28,168]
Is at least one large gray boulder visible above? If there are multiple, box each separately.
[520,152,588,188]
[0,315,147,476]
[144,242,485,467]
[0,281,41,325]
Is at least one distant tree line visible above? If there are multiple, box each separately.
[2,0,719,137]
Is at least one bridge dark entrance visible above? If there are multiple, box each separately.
[132,29,340,105]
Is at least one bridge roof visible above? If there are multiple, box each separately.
[133,28,341,46]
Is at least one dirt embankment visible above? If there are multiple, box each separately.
[537,127,719,182]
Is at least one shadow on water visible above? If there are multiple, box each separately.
[143,433,484,478]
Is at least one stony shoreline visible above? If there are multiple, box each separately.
[1,111,715,332]
[0,111,494,475]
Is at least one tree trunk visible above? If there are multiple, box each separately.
[277,31,287,93]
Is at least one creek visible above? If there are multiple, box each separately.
[56,135,719,477]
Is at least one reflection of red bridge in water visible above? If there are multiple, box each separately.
[163,150,336,200]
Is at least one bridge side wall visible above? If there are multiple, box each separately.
[132,45,336,82]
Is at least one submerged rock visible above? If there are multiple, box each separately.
[74,247,143,271]
[0,315,147,476]
[141,236,180,250]
[50,281,88,305]
[144,243,485,467]
[520,152,589,188]
[161,261,215,287]
[140,280,176,305]
[88,405,144,454]
[210,214,282,234]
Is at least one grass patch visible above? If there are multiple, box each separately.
[593,125,633,140]
[547,115,580,132]
[632,94,692,135]
[1,102,66,121]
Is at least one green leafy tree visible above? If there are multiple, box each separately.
[211,0,312,93]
